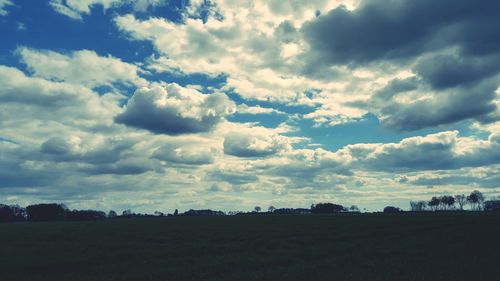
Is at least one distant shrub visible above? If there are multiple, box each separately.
[383,206,401,213]
[274,208,310,215]
[311,203,347,214]
[67,210,106,221]
[0,204,26,222]
[182,209,225,216]
[26,203,68,221]
[484,200,500,212]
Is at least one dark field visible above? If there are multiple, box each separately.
[1,213,499,281]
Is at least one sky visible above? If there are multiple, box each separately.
[1,0,499,213]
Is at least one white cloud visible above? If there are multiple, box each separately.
[16,22,26,30]
[111,0,390,127]
[115,83,236,134]
[236,104,284,115]
[3,0,500,212]
[0,0,13,16]
[341,131,500,171]
[224,131,291,157]
[49,0,166,20]
[18,47,147,88]
[49,0,84,20]
[113,1,355,104]
[0,65,121,124]
[303,102,366,126]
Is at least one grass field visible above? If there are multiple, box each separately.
[1,213,499,281]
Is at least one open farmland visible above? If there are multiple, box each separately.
[1,213,499,281]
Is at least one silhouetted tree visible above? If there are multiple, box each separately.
[0,204,26,222]
[268,206,276,213]
[410,201,427,212]
[467,190,485,211]
[154,211,164,216]
[254,206,261,213]
[383,206,401,213]
[310,203,346,214]
[108,210,117,218]
[122,209,133,217]
[26,203,68,221]
[484,200,500,212]
[173,209,179,216]
[455,194,467,210]
[428,197,441,211]
[0,205,13,222]
[440,195,455,210]
[410,201,418,211]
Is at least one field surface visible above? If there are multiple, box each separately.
[1,213,499,281]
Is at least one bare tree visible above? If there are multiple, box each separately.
[410,201,427,212]
[455,194,466,210]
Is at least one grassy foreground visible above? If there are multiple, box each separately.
[1,213,499,281]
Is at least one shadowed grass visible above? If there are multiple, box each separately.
[1,212,499,281]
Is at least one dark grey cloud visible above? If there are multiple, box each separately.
[0,163,57,188]
[372,77,419,100]
[302,0,500,131]
[41,137,74,155]
[115,85,235,135]
[411,171,500,189]
[414,53,500,90]
[206,170,259,185]
[302,0,500,66]
[82,159,158,175]
[411,175,474,187]
[359,74,499,132]
[0,141,62,189]
[256,149,353,189]
[36,135,158,176]
[0,66,84,108]
[0,65,119,130]
[275,20,298,44]
[40,136,136,165]
[379,80,498,131]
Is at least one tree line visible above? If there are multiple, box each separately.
[1,190,499,222]
[409,190,500,212]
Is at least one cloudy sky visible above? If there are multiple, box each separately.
[1,0,499,212]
